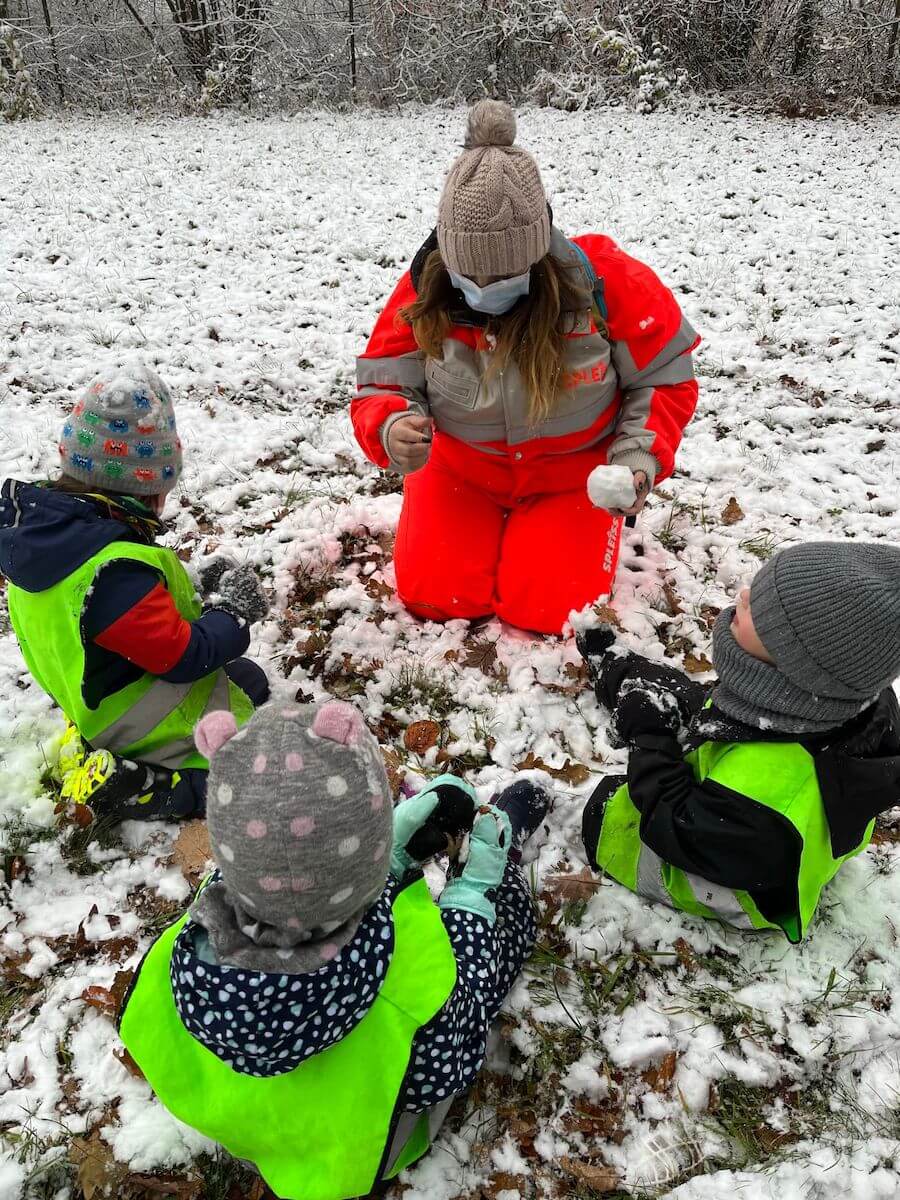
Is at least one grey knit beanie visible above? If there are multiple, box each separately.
[437,100,550,279]
[752,541,900,701]
[59,364,182,496]
[189,700,393,974]
[712,540,900,733]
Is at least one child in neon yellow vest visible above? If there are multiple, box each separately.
[0,364,270,820]
[119,700,550,1199]
[579,540,900,941]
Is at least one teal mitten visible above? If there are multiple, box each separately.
[390,773,476,878]
[438,806,512,926]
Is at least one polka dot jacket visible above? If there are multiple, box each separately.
[170,862,536,1111]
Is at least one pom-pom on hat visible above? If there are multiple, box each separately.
[437,99,550,279]
[190,700,395,974]
[59,362,182,497]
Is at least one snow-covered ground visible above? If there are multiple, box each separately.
[1,105,899,1200]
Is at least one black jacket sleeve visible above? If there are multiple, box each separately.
[626,733,801,894]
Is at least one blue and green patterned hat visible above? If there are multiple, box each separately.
[59,364,183,496]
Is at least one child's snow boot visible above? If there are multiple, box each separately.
[59,751,199,821]
[54,720,86,782]
[495,779,552,864]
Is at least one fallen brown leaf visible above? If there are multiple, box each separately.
[7,855,28,882]
[365,576,394,601]
[69,1130,128,1200]
[683,651,714,675]
[562,1098,625,1144]
[643,1050,678,1093]
[80,985,119,1019]
[516,752,591,786]
[463,637,500,675]
[127,1173,205,1198]
[560,1157,620,1192]
[404,720,441,754]
[698,604,722,631]
[721,496,745,525]
[381,747,403,798]
[662,581,684,616]
[109,968,134,1011]
[545,866,602,902]
[114,1044,145,1081]
[673,937,698,972]
[592,603,623,631]
[482,1171,524,1199]
[171,820,212,886]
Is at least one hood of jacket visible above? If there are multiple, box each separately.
[169,873,400,1077]
[0,480,157,593]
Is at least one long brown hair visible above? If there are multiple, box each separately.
[399,250,593,424]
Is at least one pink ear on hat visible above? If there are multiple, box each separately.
[195,710,239,758]
[312,701,365,746]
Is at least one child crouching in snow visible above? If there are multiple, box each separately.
[0,365,270,821]
[579,540,900,942]
[119,700,549,1199]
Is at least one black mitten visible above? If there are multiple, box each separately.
[405,783,477,860]
[613,679,682,744]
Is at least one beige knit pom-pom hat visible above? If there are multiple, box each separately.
[437,99,550,279]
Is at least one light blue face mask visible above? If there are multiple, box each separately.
[448,268,531,316]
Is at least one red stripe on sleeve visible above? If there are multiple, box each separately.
[93,582,193,675]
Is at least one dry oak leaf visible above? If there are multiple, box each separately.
[482,1171,524,1199]
[673,936,698,973]
[662,581,684,616]
[545,866,602,902]
[721,496,745,525]
[114,1044,145,1081]
[126,1173,204,1198]
[381,747,403,798]
[592,602,623,631]
[643,1049,678,1094]
[404,720,441,754]
[172,819,212,885]
[80,985,119,1019]
[69,1130,129,1200]
[516,752,591,786]
[560,1157,621,1193]
[683,651,714,675]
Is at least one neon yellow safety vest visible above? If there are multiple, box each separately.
[119,876,458,1200]
[7,541,254,770]
[594,739,874,942]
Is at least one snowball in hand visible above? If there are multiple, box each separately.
[587,464,637,511]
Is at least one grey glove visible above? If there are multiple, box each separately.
[214,564,269,625]
[199,554,239,595]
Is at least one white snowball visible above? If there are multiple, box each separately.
[586,464,637,510]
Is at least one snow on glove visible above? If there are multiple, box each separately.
[199,554,239,595]
[438,805,512,926]
[612,677,682,744]
[214,564,269,625]
[390,773,476,877]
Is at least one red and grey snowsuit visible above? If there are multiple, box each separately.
[353,227,700,634]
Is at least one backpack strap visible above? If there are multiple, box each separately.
[569,240,609,324]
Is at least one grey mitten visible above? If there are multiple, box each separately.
[215,564,269,624]
[199,554,239,595]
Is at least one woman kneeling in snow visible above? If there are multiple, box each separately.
[352,99,700,634]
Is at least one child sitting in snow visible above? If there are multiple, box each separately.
[0,365,270,820]
[579,540,900,942]
[119,700,549,1199]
